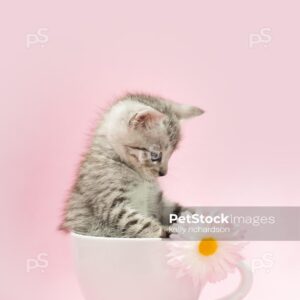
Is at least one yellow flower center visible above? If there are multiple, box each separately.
[198,237,218,256]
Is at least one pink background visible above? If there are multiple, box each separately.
[1,0,299,299]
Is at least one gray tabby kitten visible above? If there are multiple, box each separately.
[60,93,204,238]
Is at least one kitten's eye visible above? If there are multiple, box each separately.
[150,151,162,162]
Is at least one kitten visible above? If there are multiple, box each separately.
[60,93,204,238]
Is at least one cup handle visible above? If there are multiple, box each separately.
[216,261,253,300]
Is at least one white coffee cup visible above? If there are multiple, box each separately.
[71,232,252,300]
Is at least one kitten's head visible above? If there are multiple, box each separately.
[105,97,204,178]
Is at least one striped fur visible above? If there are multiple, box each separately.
[60,93,203,237]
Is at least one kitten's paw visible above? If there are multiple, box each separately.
[160,225,171,238]
[135,222,164,238]
[181,207,196,216]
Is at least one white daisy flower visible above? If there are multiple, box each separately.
[166,209,246,287]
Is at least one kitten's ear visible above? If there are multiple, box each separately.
[172,103,204,120]
[129,109,165,129]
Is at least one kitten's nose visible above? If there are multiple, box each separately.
[159,170,166,176]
